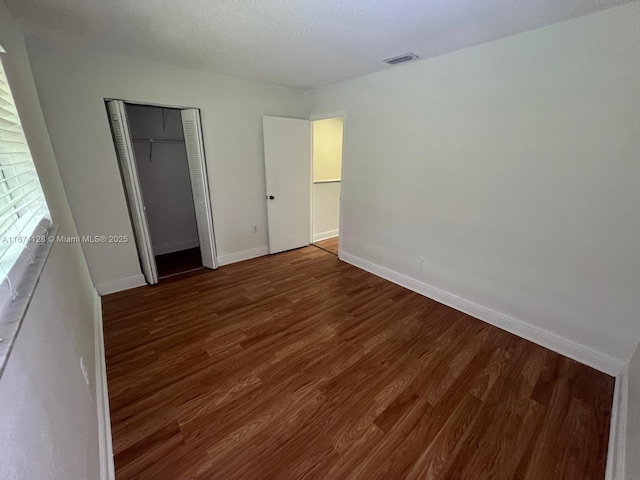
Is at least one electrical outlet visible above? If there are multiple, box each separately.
[80,357,90,386]
[251,225,257,233]
[418,256,428,270]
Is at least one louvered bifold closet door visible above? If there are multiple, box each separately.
[180,109,217,269]
[0,64,49,278]
[107,100,158,285]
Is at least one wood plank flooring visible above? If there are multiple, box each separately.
[102,246,614,479]
[155,247,203,279]
[313,236,339,255]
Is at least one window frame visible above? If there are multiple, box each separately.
[0,48,55,378]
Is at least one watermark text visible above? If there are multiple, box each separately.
[2,235,130,244]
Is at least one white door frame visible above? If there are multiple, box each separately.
[107,99,219,280]
[309,111,347,259]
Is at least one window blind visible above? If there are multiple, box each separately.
[0,57,50,308]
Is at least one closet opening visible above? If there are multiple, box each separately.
[106,100,217,284]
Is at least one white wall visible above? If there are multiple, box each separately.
[306,3,640,365]
[0,252,100,480]
[3,2,638,476]
[312,182,340,241]
[0,2,101,478]
[127,105,199,256]
[24,39,306,292]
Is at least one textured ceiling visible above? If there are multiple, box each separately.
[4,0,633,89]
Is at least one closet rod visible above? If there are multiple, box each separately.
[132,138,184,144]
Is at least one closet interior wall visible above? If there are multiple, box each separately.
[126,104,200,257]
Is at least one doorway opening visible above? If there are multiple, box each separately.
[311,116,343,256]
[262,114,344,257]
[106,100,217,284]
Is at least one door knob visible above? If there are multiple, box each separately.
[268,195,275,200]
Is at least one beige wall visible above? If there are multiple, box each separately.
[312,117,343,240]
[312,117,343,182]
[0,1,100,478]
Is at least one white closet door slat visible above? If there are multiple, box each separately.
[180,109,217,269]
[107,100,158,285]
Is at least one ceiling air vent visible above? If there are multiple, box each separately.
[383,53,419,65]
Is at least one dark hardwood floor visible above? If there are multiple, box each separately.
[313,236,339,255]
[155,247,203,279]
[103,246,614,480]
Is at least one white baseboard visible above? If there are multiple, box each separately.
[94,291,115,480]
[217,246,269,266]
[340,251,625,376]
[313,230,339,242]
[606,367,628,480]
[96,274,146,295]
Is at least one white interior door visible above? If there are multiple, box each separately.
[263,116,311,254]
[181,109,218,269]
[107,100,158,285]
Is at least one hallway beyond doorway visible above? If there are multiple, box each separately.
[313,236,338,256]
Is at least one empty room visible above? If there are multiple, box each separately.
[0,1,638,479]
